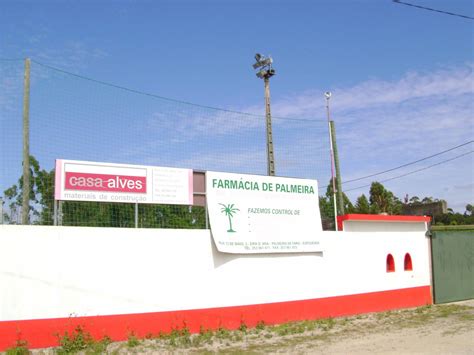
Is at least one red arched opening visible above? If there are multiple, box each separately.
[386,254,395,272]
[404,253,413,271]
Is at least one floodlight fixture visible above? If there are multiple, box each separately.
[252,57,272,69]
[252,53,274,72]
[325,91,332,100]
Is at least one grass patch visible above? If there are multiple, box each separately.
[126,332,140,348]
[5,340,30,355]
[53,325,113,354]
[28,303,473,354]
[56,326,94,354]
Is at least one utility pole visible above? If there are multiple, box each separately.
[253,53,276,176]
[22,58,31,225]
[0,197,4,225]
[325,92,338,230]
[330,120,344,216]
[263,76,275,176]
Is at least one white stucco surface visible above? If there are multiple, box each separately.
[0,224,431,321]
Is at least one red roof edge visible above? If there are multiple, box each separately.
[337,214,431,231]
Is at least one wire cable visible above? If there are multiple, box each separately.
[344,150,473,192]
[393,0,474,20]
[0,58,25,61]
[343,140,473,184]
[30,59,323,123]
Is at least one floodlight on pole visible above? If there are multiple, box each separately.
[252,53,276,176]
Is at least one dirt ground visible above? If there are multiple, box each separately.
[28,300,474,354]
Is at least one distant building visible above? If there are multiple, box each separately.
[402,201,447,217]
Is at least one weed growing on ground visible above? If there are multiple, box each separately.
[415,305,431,314]
[55,326,112,354]
[34,304,473,354]
[179,326,192,346]
[126,332,140,348]
[239,320,248,333]
[339,317,351,326]
[302,320,317,331]
[232,333,244,342]
[457,313,474,321]
[5,340,30,355]
[256,320,266,331]
[167,328,180,347]
[437,304,466,318]
[376,310,394,320]
[216,326,231,340]
[56,325,94,354]
[194,326,214,345]
[161,326,193,347]
[86,336,112,354]
[317,317,335,331]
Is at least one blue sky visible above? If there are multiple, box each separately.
[1,0,473,212]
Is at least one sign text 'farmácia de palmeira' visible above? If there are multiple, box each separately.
[206,171,323,254]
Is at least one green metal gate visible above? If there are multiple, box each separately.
[431,226,474,304]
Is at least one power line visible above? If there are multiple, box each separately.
[0,58,25,61]
[344,150,474,193]
[318,141,474,191]
[343,140,474,184]
[393,0,474,20]
[29,59,322,123]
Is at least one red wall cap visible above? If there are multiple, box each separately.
[337,214,431,231]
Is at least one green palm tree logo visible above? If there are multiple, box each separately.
[219,203,239,233]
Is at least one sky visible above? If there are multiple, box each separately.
[1,0,473,212]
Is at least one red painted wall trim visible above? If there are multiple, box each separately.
[337,214,431,231]
[0,286,431,351]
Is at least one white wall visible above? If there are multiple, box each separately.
[343,220,428,232]
[0,225,431,322]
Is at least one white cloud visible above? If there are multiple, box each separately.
[269,63,473,119]
[133,63,474,211]
[2,49,472,212]
[146,63,473,211]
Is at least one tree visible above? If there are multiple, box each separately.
[354,194,370,214]
[3,156,54,224]
[3,157,206,229]
[3,184,19,223]
[421,196,434,204]
[324,178,354,214]
[369,182,401,215]
[318,178,355,230]
[436,209,474,226]
[465,204,473,216]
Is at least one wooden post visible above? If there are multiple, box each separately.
[21,58,31,225]
[135,203,138,228]
[264,77,276,176]
[330,120,345,216]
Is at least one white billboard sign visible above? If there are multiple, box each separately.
[55,159,193,205]
[206,171,323,254]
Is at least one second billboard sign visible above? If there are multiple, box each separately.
[55,159,193,205]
